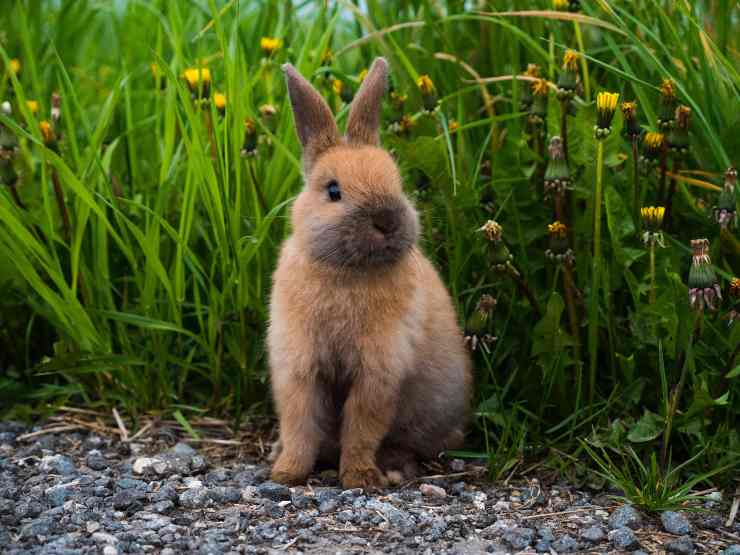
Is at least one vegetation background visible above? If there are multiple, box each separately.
[1,0,738,506]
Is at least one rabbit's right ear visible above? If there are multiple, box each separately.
[283,64,339,167]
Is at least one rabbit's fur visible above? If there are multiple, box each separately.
[268,58,472,489]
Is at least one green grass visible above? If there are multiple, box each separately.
[1,0,739,491]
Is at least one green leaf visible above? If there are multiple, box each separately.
[173,409,201,441]
[627,410,665,443]
[726,366,740,379]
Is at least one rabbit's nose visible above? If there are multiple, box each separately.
[372,207,401,235]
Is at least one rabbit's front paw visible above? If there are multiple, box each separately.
[271,455,309,486]
[340,463,388,491]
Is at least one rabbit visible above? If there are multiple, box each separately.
[267,57,472,490]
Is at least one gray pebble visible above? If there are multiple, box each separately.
[85,450,108,471]
[178,487,212,509]
[318,498,339,514]
[661,511,692,535]
[39,454,77,476]
[608,504,642,530]
[503,527,534,550]
[666,535,696,554]
[551,534,578,552]
[721,546,740,555]
[256,481,291,501]
[581,525,606,542]
[608,526,640,550]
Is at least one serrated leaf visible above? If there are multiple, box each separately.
[627,410,664,443]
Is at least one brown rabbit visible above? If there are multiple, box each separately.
[268,57,472,490]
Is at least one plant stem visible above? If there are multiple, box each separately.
[588,140,605,412]
[507,264,542,320]
[560,101,569,165]
[658,143,668,203]
[649,242,656,305]
[661,315,701,467]
[9,181,26,210]
[631,136,640,225]
[664,157,680,229]
[574,21,591,102]
[51,168,71,241]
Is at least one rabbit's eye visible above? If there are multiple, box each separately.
[327,180,341,202]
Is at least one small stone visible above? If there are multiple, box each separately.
[608,504,642,530]
[103,546,118,555]
[419,483,447,498]
[151,500,174,514]
[581,525,606,543]
[92,531,119,544]
[533,539,551,553]
[551,534,578,552]
[608,527,639,550]
[85,450,108,471]
[45,480,80,506]
[337,509,355,523]
[537,527,555,542]
[178,487,212,509]
[291,492,314,509]
[112,489,145,510]
[666,535,695,554]
[171,442,197,457]
[39,454,77,475]
[318,498,339,514]
[209,486,241,503]
[661,511,692,535]
[86,521,101,533]
[721,546,740,555]
[133,457,160,474]
[503,527,535,550]
[257,481,291,501]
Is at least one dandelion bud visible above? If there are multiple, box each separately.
[641,132,665,168]
[594,91,619,139]
[528,79,549,133]
[26,100,39,116]
[260,37,282,58]
[568,0,581,11]
[556,50,580,101]
[39,120,56,147]
[416,75,438,113]
[480,220,503,243]
[8,58,21,76]
[714,167,737,229]
[544,136,571,199]
[667,105,691,158]
[552,0,569,9]
[213,92,226,115]
[390,90,407,112]
[519,64,540,111]
[657,78,678,130]
[51,92,61,123]
[687,238,721,312]
[240,118,258,158]
[621,101,641,141]
[545,221,574,265]
[726,277,740,326]
[480,220,513,271]
[641,206,666,247]
[320,47,333,66]
[464,294,497,352]
[182,67,211,99]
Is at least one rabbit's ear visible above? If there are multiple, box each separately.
[283,63,339,164]
[346,57,388,146]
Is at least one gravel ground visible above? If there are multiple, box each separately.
[1,420,739,554]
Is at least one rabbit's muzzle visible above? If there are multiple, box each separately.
[309,198,418,270]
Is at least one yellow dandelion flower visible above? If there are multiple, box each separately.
[416,74,434,95]
[621,101,637,118]
[640,206,665,230]
[563,50,579,71]
[548,221,568,238]
[644,131,665,149]
[9,58,21,75]
[524,64,540,78]
[729,277,740,298]
[595,91,619,132]
[531,78,549,97]
[659,78,676,99]
[213,92,226,113]
[332,79,343,96]
[398,114,415,134]
[553,0,569,9]
[260,37,282,57]
[39,120,55,144]
[182,67,211,98]
[358,68,368,83]
[448,120,460,133]
[259,104,277,118]
[26,100,39,115]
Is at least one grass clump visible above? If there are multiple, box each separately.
[0,1,739,491]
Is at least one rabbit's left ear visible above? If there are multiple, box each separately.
[346,57,388,146]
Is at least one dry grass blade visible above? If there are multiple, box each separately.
[112,407,129,441]
[474,10,626,35]
[434,52,496,117]
[16,425,85,441]
[665,172,722,191]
